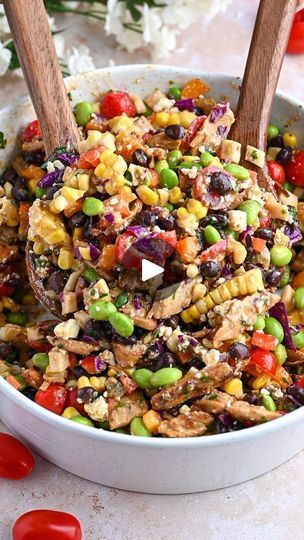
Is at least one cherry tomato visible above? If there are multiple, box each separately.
[259,215,270,228]
[156,230,177,248]
[78,146,105,169]
[81,355,101,374]
[248,348,278,375]
[287,9,304,54]
[267,160,286,185]
[116,231,138,268]
[35,384,67,415]
[0,283,16,297]
[13,510,82,540]
[286,150,304,187]
[22,120,42,143]
[297,376,304,388]
[100,91,136,119]
[0,433,34,480]
[116,230,176,271]
[251,331,277,351]
[65,388,86,416]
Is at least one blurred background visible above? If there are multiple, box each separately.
[1,0,304,109]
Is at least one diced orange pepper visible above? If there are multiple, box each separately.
[18,202,30,235]
[64,198,84,218]
[271,365,293,389]
[86,119,106,133]
[98,244,117,270]
[252,237,266,253]
[6,375,22,391]
[13,157,44,180]
[78,146,105,169]
[292,270,304,289]
[181,78,210,99]
[176,237,199,263]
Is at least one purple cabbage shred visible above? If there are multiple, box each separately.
[175,98,195,111]
[209,102,229,123]
[38,169,62,188]
[269,301,296,350]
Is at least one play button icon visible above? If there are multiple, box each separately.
[142,259,164,282]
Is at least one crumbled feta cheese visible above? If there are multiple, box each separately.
[279,191,298,209]
[48,347,70,372]
[54,319,80,340]
[274,228,290,247]
[84,396,108,422]
[245,145,265,168]
[228,210,247,232]
[220,139,241,163]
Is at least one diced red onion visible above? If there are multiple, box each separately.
[89,243,100,261]
[134,296,141,309]
[104,213,114,224]
[269,301,295,351]
[74,247,81,260]
[238,226,254,243]
[82,335,98,345]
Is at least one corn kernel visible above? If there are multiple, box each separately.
[28,178,39,194]
[186,263,199,278]
[182,155,200,162]
[176,207,189,219]
[169,112,181,125]
[223,378,243,397]
[157,188,169,205]
[181,310,193,323]
[50,195,69,214]
[169,187,183,204]
[283,132,297,149]
[58,248,75,270]
[143,410,161,433]
[3,297,19,311]
[109,113,134,134]
[155,112,170,127]
[107,368,116,377]
[136,185,159,206]
[179,110,196,128]
[45,229,67,245]
[78,246,91,261]
[77,173,90,191]
[187,304,201,319]
[192,283,207,303]
[61,186,85,203]
[251,375,271,390]
[33,239,45,255]
[62,406,79,419]
[121,185,132,196]
[77,376,91,389]
[90,376,106,392]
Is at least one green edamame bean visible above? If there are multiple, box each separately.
[253,315,265,331]
[278,266,290,288]
[167,150,183,168]
[109,311,134,337]
[270,246,292,267]
[115,428,128,434]
[295,287,304,311]
[238,200,260,225]
[264,316,284,343]
[200,151,214,167]
[160,168,179,189]
[204,225,221,246]
[115,292,129,308]
[130,417,152,437]
[282,181,293,192]
[155,160,169,174]
[132,368,153,389]
[32,352,49,371]
[83,267,101,284]
[166,202,175,212]
[168,86,181,100]
[99,420,110,430]
[267,124,280,140]
[75,101,93,127]
[35,186,45,198]
[7,312,28,326]
[274,343,287,365]
[89,300,117,321]
[70,416,94,427]
[225,228,238,240]
[14,374,27,390]
[178,161,202,170]
[82,197,104,217]
[293,330,304,349]
[262,394,276,412]
[150,367,183,388]
[224,163,249,180]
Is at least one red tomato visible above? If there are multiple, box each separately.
[156,230,177,248]
[287,9,304,54]
[22,120,42,143]
[259,215,270,228]
[286,150,304,187]
[78,146,105,169]
[297,376,304,388]
[65,388,86,416]
[267,160,286,185]
[200,239,227,263]
[116,230,176,271]
[35,384,67,415]
[116,231,137,266]
[0,433,34,480]
[81,355,99,374]
[181,116,206,152]
[100,91,136,119]
[251,332,278,351]
[0,283,15,297]
[249,348,278,375]
[13,510,82,540]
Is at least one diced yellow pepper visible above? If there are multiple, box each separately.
[62,407,79,419]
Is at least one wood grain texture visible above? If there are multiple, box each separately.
[3,0,80,157]
[230,0,297,151]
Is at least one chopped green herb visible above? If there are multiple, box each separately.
[201,375,210,383]
[251,149,258,160]
[115,292,129,308]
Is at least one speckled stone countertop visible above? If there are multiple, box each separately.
[1,1,304,538]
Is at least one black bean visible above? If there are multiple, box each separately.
[209,172,232,195]
[132,148,149,167]
[0,167,17,186]
[46,270,69,294]
[154,352,176,371]
[164,316,179,330]
[21,387,37,401]
[288,384,304,405]
[12,177,28,202]
[157,213,175,231]
[188,357,204,370]
[73,366,88,378]
[201,261,220,278]
[276,146,292,165]
[24,151,45,165]
[77,386,98,404]
[43,184,62,200]
[268,134,284,148]
[69,211,88,228]
[201,213,228,229]
[165,124,185,140]
[0,341,15,358]
[228,342,249,360]
[255,228,274,248]
[140,209,159,227]
[84,319,104,339]
[193,106,204,116]
[265,268,283,287]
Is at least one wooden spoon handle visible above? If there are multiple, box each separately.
[3,0,80,157]
[230,0,297,149]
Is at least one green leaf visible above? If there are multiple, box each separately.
[0,132,7,150]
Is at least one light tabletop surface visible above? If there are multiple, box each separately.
[1,1,304,538]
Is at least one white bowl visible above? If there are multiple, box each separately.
[1,65,304,494]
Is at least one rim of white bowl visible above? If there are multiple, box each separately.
[1,64,304,448]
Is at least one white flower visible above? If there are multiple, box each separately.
[67,45,95,75]
[53,33,65,59]
[0,42,11,77]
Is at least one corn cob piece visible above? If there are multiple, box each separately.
[181,268,264,323]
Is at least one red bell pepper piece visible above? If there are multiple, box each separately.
[251,331,278,351]
[22,120,42,143]
[200,239,227,263]
[35,384,67,415]
[248,348,278,376]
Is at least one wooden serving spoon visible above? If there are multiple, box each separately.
[3,0,80,319]
[230,0,297,191]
